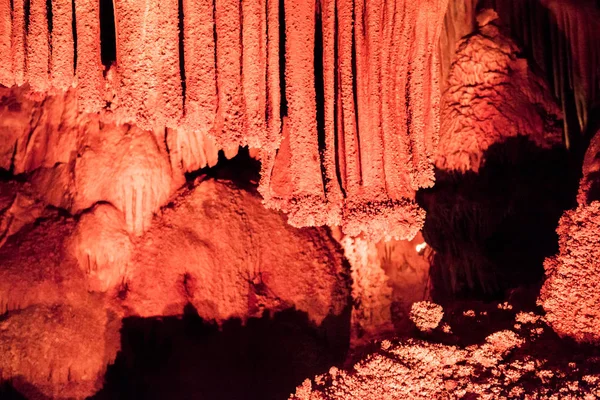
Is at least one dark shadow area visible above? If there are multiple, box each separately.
[0,382,27,400]
[184,147,262,191]
[99,0,117,71]
[90,305,350,400]
[418,137,581,303]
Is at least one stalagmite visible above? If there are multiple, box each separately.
[0,0,12,86]
[539,129,600,345]
[50,0,75,91]
[75,0,105,113]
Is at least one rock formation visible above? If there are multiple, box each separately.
[0,0,599,398]
[0,0,450,241]
[436,10,563,172]
[0,178,349,398]
[539,129,600,344]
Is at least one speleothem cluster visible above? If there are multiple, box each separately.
[0,0,600,399]
[1,0,450,241]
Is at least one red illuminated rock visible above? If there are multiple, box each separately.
[539,130,600,344]
[25,0,49,93]
[0,304,121,400]
[539,202,600,344]
[70,203,133,292]
[0,0,12,87]
[0,86,79,174]
[436,11,563,172]
[50,0,75,91]
[0,215,88,313]
[73,123,175,236]
[291,325,599,399]
[0,0,451,239]
[113,0,183,130]
[410,301,444,333]
[124,179,349,325]
[74,0,105,113]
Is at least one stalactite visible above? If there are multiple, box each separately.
[242,0,267,147]
[213,0,247,147]
[113,0,183,130]
[25,0,49,92]
[75,0,105,113]
[181,0,217,134]
[50,0,74,91]
[1,0,450,240]
[0,0,12,86]
[255,0,282,201]
[337,0,447,241]
[267,0,330,227]
[166,127,220,175]
[320,0,343,224]
[11,0,26,86]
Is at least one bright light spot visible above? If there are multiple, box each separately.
[415,242,427,253]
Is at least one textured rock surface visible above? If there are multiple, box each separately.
[291,312,600,399]
[124,179,350,325]
[436,12,563,172]
[0,0,450,240]
[539,130,600,344]
[539,202,600,344]
[0,178,351,398]
[0,304,121,400]
[70,203,133,293]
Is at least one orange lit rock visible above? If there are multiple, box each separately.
[538,129,600,344]
[410,301,444,332]
[73,122,174,235]
[0,0,12,87]
[70,203,132,293]
[124,179,349,325]
[0,215,88,313]
[10,0,26,86]
[291,325,599,399]
[0,304,121,400]
[539,202,600,344]
[1,0,453,239]
[181,0,217,134]
[25,0,49,93]
[0,86,79,174]
[113,0,183,130]
[436,12,563,172]
[74,0,105,113]
[50,0,75,91]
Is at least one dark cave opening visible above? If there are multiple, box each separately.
[418,136,582,303]
[183,146,262,190]
[90,305,351,400]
